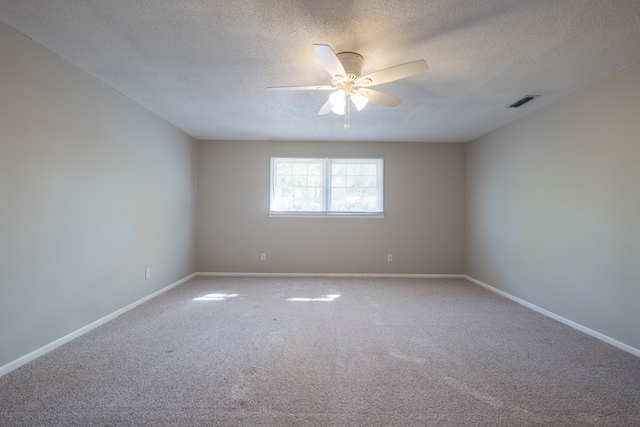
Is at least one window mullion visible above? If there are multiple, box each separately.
[270,158,276,209]
[324,158,331,213]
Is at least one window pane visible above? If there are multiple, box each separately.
[331,163,346,175]
[331,175,346,187]
[329,159,382,212]
[272,160,324,212]
[308,175,322,186]
[346,176,363,187]
[361,175,376,187]
[276,163,291,175]
[362,164,377,175]
[346,164,361,175]
[309,163,323,176]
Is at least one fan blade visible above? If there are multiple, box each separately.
[267,85,335,91]
[318,98,333,115]
[312,44,347,80]
[359,89,402,107]
[357,60,428,87]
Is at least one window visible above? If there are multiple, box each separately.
[270,157,384,216]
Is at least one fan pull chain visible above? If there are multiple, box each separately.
[344,94,351,130]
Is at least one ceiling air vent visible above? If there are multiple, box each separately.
[508,95,539,108]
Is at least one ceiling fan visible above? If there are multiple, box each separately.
[267,44,428,129]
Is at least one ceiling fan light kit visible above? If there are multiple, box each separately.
[267,44,428,130]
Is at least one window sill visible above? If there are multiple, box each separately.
[269,213,385,219]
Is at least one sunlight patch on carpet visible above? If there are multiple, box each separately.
[193,293,239,301]
[287,294,340,302]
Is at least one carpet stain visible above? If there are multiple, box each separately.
[410,336,449,360]
[443,376,540,421]
[369,313,385,326]
[444,376,504,408]
[242,366,257,376]
[230,366,260,405]
[410,336,431,347]
[388,348,425,364]
[231,383,248,400]
[365,297,381,308]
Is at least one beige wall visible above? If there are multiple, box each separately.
[466,63,640,350]
[197,140,465,274]
[0,22,198,367]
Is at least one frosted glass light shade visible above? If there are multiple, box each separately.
[329,89,346,115]
[331,103,345,115]
[351,92,369,110]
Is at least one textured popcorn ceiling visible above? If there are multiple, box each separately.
[1,1,640,142]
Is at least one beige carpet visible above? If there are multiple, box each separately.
[1,276,639,426]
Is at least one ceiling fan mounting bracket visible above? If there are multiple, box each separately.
[336,52,364,81]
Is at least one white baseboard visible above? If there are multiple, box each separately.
[0,273,196,378]
[465,275,640,358]
[196,272,466,278]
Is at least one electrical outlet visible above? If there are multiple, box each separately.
[260,253,266,261]
[145,268,151,279]
[387,254,393,262]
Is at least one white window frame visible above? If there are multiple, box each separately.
[270,157,384,218]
